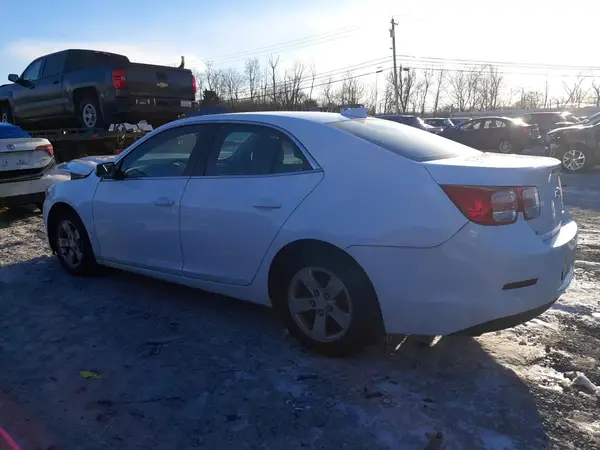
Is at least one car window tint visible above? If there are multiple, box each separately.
[207,124,312,176]
[42,53,65,79]
[22,59,43,81]
[119,126,206,178]
[471,121,482,130]
[495,120,506,128]
[460,121,473,131]
[329,117,480,162]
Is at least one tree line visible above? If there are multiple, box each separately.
[193,57,600,115]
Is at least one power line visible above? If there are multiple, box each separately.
[183,25,362,68]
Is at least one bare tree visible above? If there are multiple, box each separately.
[419,69,434,115]
[244,58,261,102]
[204,61,224,98]
[337,72,366,106]
[563,74,589,108]
[448,71,468,111]
[308,63,317,101]
[432,69,445,115]
[268,55,280,105]
[321,76,335,111]
[281,61,305,109]
[590,79,600,107]
[222,68,244,107]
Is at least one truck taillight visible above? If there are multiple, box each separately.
[112,69,127,89]
[442,185,540,225]
[35,144,54,156]
[192,75,197,95]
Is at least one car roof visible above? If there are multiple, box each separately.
[0,123,20,129]
[175,111,354,127]
[465,116,509,121]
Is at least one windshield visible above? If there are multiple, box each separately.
[0,124,30,139]
[583,112,600,124]
[328,117,480,162]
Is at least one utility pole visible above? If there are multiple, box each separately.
[390,18,400,114]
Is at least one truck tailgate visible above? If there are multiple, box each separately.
[125,63,195,100]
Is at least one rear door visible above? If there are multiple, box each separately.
[38,52,67,117]
[125,64,195,102]
[482,119,509,150]
[179,122,323,285]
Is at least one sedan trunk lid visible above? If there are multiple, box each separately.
[0,138,53,173]
[424,152,564,239]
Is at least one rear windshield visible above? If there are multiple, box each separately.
[329,117,480,162]
[0,124,30,139]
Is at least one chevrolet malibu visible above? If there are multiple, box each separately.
[44,111,578,355]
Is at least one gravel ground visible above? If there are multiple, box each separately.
[0,172,599,450]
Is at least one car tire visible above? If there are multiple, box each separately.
[498,140,514,154]
[0,104,13,124]
[557,146,591,173]
[78,95,105,130]
[53,209,98,276]
[273,249,383,356]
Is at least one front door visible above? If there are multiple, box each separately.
[92,123,214,273]
[180,123,323,285]
[12,58,45,120]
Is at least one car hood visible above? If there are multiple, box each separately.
[53,155,115,177]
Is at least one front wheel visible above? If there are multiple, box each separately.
[274,250,383,356]
[558,147,590,173]
[53,210,97,276]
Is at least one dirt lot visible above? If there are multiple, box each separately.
[0,171,599,450]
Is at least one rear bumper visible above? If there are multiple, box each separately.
[346,216,578,335]
[105,97,197,126]
[0,162,64,206]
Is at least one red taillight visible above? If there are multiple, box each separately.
[521,127,530,136]
[35,143,54,156]
[442,185,540,225]
[191,75,197,95]
[112,69,127,89]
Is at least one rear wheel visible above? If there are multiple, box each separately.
[78,95,105,129]
[559,146,590,173]
[498,140,513,153]
[273,249,383,356]
[53,210,97,276]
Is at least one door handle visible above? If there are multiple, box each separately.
[53,80,60,85]
[253,199,282,209]
[154,198,175,207]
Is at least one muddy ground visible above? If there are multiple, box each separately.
[0,170,598,450]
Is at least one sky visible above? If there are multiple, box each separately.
[1,0,599,105]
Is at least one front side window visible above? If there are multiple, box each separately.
[42,53,65,79]
[118,125,208,178]
[206,124,312,176]
[22,59,43,81]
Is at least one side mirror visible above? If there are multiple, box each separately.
[96,162,118,179]
[8,74,19,83]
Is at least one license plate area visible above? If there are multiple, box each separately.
[180,100,192,108]
[136,98,151,105]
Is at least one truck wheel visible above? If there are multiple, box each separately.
[0,105,13,124]
[558,146,591,173]
[78,96,105,129]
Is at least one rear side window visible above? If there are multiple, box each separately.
[329,118,480,162]
[65,50,129,72]
[0,124,30,139]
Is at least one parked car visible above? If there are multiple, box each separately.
[44,110,577,355]
[547,121,600,172]
[449,117,470,127]
[0,49,197,131]
[520,112,578,140]
[376,114,431,131]
[439,116,541,153]
[0,123,64,209]
[424,118,455,133]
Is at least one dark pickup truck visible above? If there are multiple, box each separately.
[0,49,197,130]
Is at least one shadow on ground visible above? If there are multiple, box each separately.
[0,255,550,449]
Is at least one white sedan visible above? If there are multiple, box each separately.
[43,110,578,355]
[0,123,59,210]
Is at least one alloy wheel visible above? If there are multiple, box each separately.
[82,103,97,128]
[57,220,83,269]
[287,267,353,343]
[499,141,512,153]
[562,149,586,172]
